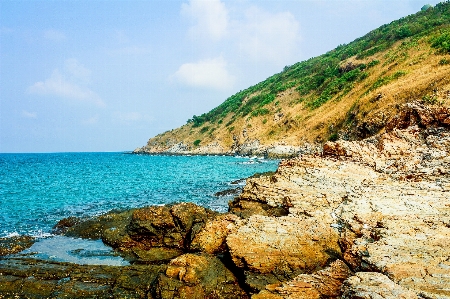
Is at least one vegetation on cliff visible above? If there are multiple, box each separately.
[138,1,450,154]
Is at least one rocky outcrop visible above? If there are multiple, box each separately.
[60,203,219,263]
[0,236,35,256]
[134,138,321,158]
[229,102,450,298]
[156,253,247,299]
[227,215,342,291]
[0,257,166,298]
[2,102,450,298]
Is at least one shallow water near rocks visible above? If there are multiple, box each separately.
[18,236,129,266]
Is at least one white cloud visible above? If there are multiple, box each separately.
[21,110,37,119]
[28,59,105,107]
[181,0,228,41]
[64,58,91,84]
[236,7,301,65]
[44,29,66,41]
[173,56,235,90]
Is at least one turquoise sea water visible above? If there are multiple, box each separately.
[0,152,279,239]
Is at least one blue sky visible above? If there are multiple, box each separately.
[0,0,443,153]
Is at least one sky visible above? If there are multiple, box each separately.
[0,0,444,153]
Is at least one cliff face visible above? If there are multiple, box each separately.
[2,103,449,298]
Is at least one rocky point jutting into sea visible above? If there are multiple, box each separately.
[1,101,449,298]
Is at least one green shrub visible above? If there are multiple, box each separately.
[200,126,209,134]
[439,57,450,65]
[193,139,201,146]
[431,31,450,53]
[367,60,380,68]
[422,94,439,104]
[368,70,407,92]
[421,4,433,11]
[328,133,339,141]
[251,108,270,117]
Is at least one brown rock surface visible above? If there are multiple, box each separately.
[0,236,35,256]
[0,257,166,298]
[229,102,450,298]
[62,202,218,263]
[252,260,352,299]
[190,213,242,254]
[155,253,248,299]
[227,214,341,277]
[341,272,419,299]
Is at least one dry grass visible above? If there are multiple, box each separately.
[143,37,450,151]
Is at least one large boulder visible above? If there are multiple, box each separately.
[62,203,218,263]
[155,253,248,299]
[227,214,342,291]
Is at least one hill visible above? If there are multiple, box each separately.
[134,1,450,157]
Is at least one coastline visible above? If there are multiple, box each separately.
[1,102,449,298]
[133,141,322,159]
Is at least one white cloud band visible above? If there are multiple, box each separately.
[174,56,235,90]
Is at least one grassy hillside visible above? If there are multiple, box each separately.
[138,1,450,153]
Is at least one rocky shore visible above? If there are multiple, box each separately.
[133,137,321,159]
[1,102,449,298]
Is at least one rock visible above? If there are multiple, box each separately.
[0,257,165,298]
[0,235,35,256]
[252,260,352,299]
[64,203,218,263]
[192,141,227,155]
[52,216,81,234]
[227,214,342,282]
[214,187,242,197]
[127,203,216,251]
[191,214,242,254]
[230,112,450,297]
[341,272,419,299]
[132,247,184,263]
[64,209,134,240]
[155,253,248,299]
[386,101,450,131]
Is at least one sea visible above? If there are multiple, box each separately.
[0,152,278,264]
